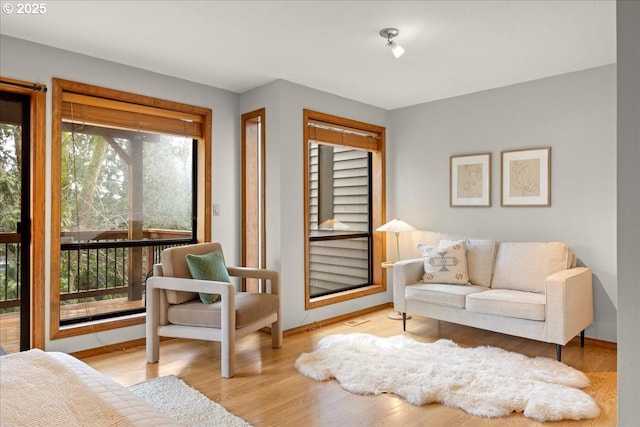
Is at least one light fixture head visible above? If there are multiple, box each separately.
[379,27,404,58]
[319,218,350,231]
[389,41,405,59]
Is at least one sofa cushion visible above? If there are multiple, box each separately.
[167,292,279,328]
[490,242,572,293]
[406,283,489,308]
[440,239,497,287]
[466,289,546,321]
[418,240,469,285]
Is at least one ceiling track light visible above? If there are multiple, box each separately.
[380,27,405,58]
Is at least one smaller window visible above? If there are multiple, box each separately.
[242,108,266,292]
[303,110,386,309]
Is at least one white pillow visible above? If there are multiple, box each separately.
[418,240,470,285]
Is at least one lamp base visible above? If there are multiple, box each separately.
[387,311,411,320]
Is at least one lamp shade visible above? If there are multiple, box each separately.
[376,219,416,233]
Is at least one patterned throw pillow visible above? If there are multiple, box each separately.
[185,251,231,304]
[418,240,470,285]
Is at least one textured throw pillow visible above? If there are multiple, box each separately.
[185,251,231,304]
[418,240,469,285]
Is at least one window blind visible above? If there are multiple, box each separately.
[61,92,203,138]
[308,120,381,152]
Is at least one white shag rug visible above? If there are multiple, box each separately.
[128,375,251,427]
[295,333,600,422]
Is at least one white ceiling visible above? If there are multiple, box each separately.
[0,1,616,110]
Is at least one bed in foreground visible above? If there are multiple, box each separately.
[0,348,178,426]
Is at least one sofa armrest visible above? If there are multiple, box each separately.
[545,267,593,344]
[392,258,424,312]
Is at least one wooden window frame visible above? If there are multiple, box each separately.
[303,109,386,310]
[50,78,212,340]
[241,109,266,292]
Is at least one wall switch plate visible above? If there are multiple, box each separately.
[213,204,220,216]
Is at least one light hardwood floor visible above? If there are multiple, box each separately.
[83,308,617,427]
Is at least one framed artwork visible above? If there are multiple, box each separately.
[450,153,491,207]
[501,147,551,207]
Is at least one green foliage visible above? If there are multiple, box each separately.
[0,124,21,232]
[61,127,193,234]
[143,136,193,230]
[61,131,129,232]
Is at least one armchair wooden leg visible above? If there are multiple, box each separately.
[146,335,159,364]
[272,320,283,349]
[580,330,585,348]
[145,286,160,363]
[402,312,407,331]
[221,339,235,378]
[556,344,562,362]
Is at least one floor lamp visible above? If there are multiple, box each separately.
[376,219,417,320]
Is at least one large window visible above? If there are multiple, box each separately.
[304,110,386,309]
[51,79,212,339]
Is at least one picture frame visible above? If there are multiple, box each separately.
[501,147,551,207]
[450,153,491,207]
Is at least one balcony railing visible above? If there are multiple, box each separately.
[0,233,20,310]
[0,229,192,314]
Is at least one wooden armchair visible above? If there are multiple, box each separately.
[145,242,282,378]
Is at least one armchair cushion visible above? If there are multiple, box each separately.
[185,251,231,304]
[167,292,280,328]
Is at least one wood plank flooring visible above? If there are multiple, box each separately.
[83,308,617,427]
[0,298,144,354]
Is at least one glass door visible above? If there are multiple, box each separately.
[0,91,31,353]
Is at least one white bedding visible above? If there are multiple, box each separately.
[0,349,179,426]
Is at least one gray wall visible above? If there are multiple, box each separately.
[0,35,240,352]
[239,80,392,331]
[389,65,617,342]
[0,34,622,352]
[617,0,640,424]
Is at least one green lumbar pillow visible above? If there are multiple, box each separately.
[185,250,231,304]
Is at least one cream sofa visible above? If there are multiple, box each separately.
[392,239,593,360]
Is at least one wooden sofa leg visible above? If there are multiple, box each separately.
[556,344,562,361]
[402,312,407,331]
[580,330,585,348]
